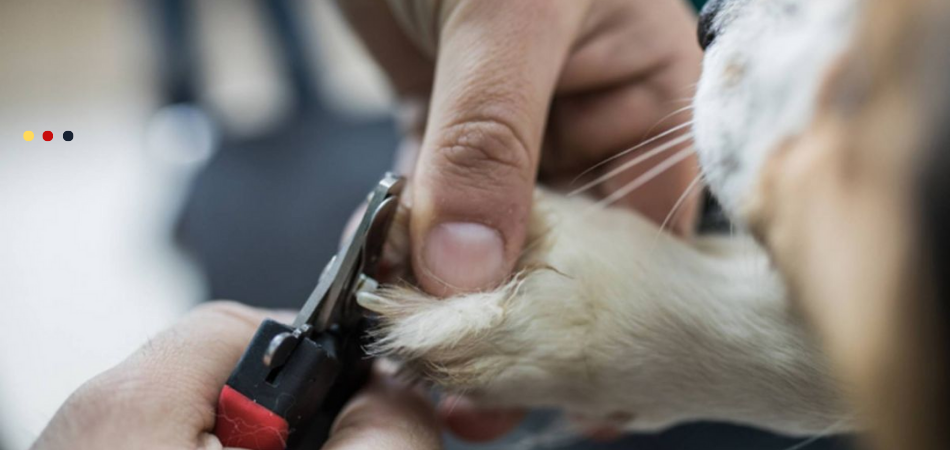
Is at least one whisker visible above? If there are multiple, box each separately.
[654,104,693,125]
[643,105,693,140]
[571,120,693,187]
[513,85,697,261]
[442,388,471,416]
[779,436,825,450]
[513,146,696,266]
[587,147,696,212]
[678,82,700,96]
[655,173,703,239]
[569,132,692,198]
[775,418,847,450]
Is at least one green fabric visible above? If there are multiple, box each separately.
[691,0,708,11]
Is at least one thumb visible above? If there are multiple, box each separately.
[411,0,590,296]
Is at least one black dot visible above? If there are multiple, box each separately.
[63,131,74,141]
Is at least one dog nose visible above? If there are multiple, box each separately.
[698,0,725,50]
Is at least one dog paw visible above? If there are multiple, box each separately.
[360,191,846,434]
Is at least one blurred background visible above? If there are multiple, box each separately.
[0,1,848,449]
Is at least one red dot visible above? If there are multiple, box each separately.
[43,131,53,141]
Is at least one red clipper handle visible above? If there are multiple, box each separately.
[214,385,289,450]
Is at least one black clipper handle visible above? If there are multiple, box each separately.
[294,320,373,448]
[214,319,371,450]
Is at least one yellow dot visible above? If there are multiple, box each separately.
[23,131,34,142]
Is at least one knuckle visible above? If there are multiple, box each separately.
[432,118,535,189]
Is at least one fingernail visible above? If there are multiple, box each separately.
[424,222,505,294]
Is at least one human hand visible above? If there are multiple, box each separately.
[31,302,442,450]
[341,0,702,296]
[339,0,703,441]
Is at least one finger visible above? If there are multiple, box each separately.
[35,302,288,449]
[437,395,526,442]
[324,378,442,450]
[411,0,591,296]
[556,0,700,94]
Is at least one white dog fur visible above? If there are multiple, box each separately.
[361,193,847,435]
[693,0,859,217]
